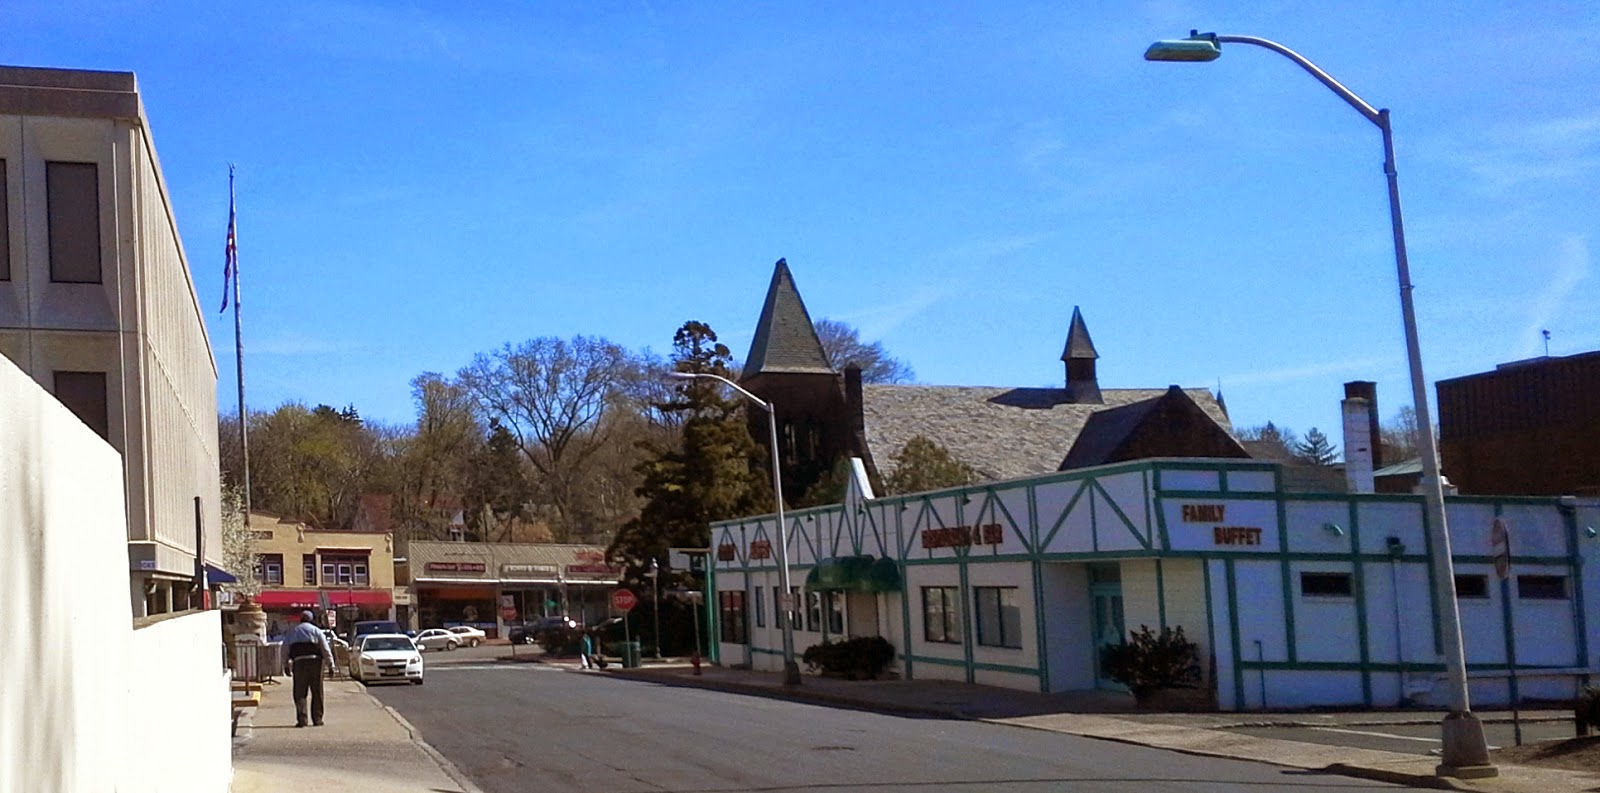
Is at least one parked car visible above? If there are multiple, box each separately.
[508,616,576,645]
[414,628,461,652]
[446,625,486,647]
[349,634,424,685]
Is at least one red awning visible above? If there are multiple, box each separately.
[252,589,392,609]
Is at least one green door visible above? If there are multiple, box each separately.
[1089,565,1126,689]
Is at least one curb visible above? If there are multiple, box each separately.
[365,689,486,793]
[1324,763,1472,791]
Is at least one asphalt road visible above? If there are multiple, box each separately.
[373,664,1400,793]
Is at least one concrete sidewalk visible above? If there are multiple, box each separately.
[231,676,480,793]
[600,662,1598,793]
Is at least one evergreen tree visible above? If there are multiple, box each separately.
[1294,427,1339,466]
[463,418,536,542]
[608,321,769,587]
[884,436,976,495]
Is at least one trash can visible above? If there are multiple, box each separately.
[621,640,642,669]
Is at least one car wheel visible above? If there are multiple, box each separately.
[470,638,480,648]
[412,678,423,686]
[446,641,457,651]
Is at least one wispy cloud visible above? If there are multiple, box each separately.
[1518,234,1590,357]
[1436,112,1600,193]
[1224,356,1391,387]
[832,284,957,341]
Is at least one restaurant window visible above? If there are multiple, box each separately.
[975,586,1022,648]
[922,586,961,644]
[753,586,766,628]
[718,591,747,644]
[256,554,283,586]
[53,371,109,440]
[805,590,822,632]
[1300,572,1353,598]
[303,555,317,586]
[1517,575,1568,600]
[1453,574,1489,599]
[46,161,101,283]
[789,586,803,629]
[1,159,9,280]
[825,591,844,635]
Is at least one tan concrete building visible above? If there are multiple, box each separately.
[245,512,397,636]
[0,65,221,617]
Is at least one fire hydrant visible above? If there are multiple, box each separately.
[691,649,702,676]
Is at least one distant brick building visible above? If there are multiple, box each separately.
[1437,350,1600,496]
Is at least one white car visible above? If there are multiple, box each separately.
[350,634,424,685]
[415,628,462,652]
[446,625,486,647]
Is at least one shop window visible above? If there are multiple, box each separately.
[1517,575,1568,600]
[1,159,9,280]
[303,555,317,586]
[1453,574,1489,599]
[256,554,283,586]
[805,591,822,632]
[975,586,1022,648]
[322,562,335,583]
[53,371,109,440]
[1300,572,1352,597]
[46,161,101,283]
[754,586,766,628]
[323,553,370,586]
[825,591,844,635]
[922,586,961,644]
[718,591,747,644]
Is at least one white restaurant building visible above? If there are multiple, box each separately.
[708,457,1599,710]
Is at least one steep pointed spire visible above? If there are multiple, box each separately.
[742,258,834,380]
[1062,306,1102,403]
[1061,306,1099,361]
[1215,378,1229,419]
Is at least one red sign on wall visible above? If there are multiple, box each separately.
[749,539,771,560]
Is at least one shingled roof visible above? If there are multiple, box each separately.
[862,385,1231,483]
[742,258,835,378]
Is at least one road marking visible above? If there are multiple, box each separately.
[1310,727,1499,750]
[428,664,560,673]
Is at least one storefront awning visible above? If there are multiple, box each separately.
[252,589,392,609]
[804,556,902,593]
[205,564,237,584]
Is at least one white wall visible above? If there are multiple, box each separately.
[0,356,229,792]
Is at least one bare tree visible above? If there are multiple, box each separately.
[456,336,642,541]
[813,318,915,384]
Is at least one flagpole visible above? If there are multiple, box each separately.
[229,165,252,531]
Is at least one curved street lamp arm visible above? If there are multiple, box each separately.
[1207,33,1384,128]
[665,371,770,412]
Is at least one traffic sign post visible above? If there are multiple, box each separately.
[1490,518,1521,746]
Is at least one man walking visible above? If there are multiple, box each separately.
[282,610,335,727]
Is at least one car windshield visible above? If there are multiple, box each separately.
[363,637,413,652]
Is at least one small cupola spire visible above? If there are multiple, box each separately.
[1062,306,1102,403]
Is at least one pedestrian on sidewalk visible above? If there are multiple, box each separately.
[579,630,595,670]
[282,610,335,727]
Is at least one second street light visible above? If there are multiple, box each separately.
[1145,30,1494,778]
[665,370,802,686]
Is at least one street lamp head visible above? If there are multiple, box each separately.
[1145,31,1222,62]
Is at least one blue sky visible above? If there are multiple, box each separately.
[9,2,1597,449]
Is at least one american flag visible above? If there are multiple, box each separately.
[221,166,237,313]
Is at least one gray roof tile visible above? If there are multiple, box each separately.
[743,259,834,377]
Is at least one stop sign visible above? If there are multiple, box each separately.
[611,589,637,612]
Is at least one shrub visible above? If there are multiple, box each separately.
[1100,625,1202,702]
[801,636,895,680]
[1578,686,1600,736]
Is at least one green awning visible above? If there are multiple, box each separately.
[804,555,902,593]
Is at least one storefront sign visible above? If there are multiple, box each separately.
[425,561,486,573]
[749,539,772,560]
[565,563,622,576]
[574,549,606,563]
[920,523,1004,549]
[1181,504,1263,546]
[717,543,737,561]
[501,563,558,577]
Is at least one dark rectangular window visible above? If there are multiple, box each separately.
[1517,575,1568,600]
[1300,572,1353,597]
[53,371,109,440]
[922,586,961,644]
[718,591,747,644]
[1454,574,1489,599]
[788,586,802,630]
[46,161,101,283]
[825,591,844,635]
[753,586,765,628]
[805,591,822,632]
[303,555,317,586]
[975,586,1022,648]
[256,554,283,586]
[1,159,10,280]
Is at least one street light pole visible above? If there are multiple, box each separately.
[667,371,802,686]
[649,559,662,659]
[1145,31,1493,778]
